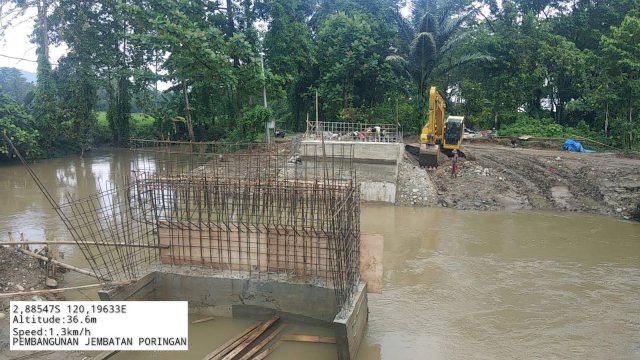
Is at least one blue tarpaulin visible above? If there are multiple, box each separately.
[563,139,595,153]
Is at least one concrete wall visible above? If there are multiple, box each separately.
[151,271,339,323]
[98,270,368,360]
[301,140,402,164]
[301,141,403,204]
[334,283,368,360]
[360,181,396,203]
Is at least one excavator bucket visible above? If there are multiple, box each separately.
[418,143,444,167]
[405,143,446,168]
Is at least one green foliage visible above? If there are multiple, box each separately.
[130,113,157,139]
[500,116,565,137]
[3,0,639,159]
[499,115,609,144]
[0,92,41,160]
[388,3,494,106]
[33,53,62,151]
[337,95,417,133]
[600,10,640,149]
[227,105,272,142]
[95,112,111,144]
[315,11,398,121]
[95,112,156,144]
[107,75,131,146]
[263,0,315,131]
[0,68,35,105]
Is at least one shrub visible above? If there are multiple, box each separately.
[0,92,40,160]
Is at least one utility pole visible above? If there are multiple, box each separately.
[260,51,270,143]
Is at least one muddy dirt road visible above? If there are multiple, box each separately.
[423,143,640,220]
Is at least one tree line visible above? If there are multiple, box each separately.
[0,0,638,160]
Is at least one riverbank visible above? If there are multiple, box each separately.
[0,246,61,309]
[419,142,640,220]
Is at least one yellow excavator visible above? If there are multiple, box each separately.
[407,86,465,167]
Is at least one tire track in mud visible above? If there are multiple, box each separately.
[475,148,606,211]
[475,149,549,209]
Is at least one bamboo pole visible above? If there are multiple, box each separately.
[14,247,103,280]
[0,281,133,299]
[1,240,168,248]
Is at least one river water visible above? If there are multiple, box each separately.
[1,149,639,359]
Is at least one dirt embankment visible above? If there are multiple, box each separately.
[419,143,640,220]
[0,246,72,355]
[0,246,59,309]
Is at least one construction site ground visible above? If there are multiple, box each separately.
[236,137,639,220]
[403,141,640,221]
[0,247,91,359]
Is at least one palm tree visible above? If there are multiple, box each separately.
[387,4,493,108]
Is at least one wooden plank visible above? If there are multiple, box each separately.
[220,316,280,360]
[202,323,259,360]
[236,324,285,360]
[192,316,215,324]
[251,341,283,360]
[280,335,336,344]
[360,233,384,294]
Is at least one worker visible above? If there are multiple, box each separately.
[451,150,459,178]
[373,126,382,141]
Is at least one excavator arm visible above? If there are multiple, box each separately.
[420,87,446,147]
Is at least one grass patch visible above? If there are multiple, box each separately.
[95,111,157,143]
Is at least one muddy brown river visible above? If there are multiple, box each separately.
[1,149,639,359]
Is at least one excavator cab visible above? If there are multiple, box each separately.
[443,116,464,150]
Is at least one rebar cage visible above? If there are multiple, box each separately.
[55,138,362,308]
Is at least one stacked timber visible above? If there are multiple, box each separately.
[201,315,338,360]
[202,316,283,360]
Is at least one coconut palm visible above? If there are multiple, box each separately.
[387,4,493,104]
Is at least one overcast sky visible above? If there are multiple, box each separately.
[0,8,66,73]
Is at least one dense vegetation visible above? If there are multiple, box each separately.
[0,0,638,160]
